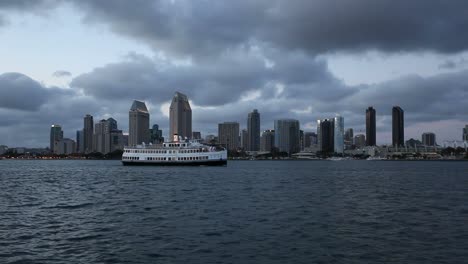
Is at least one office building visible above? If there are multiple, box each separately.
[366,107,376,146]
[304,132,317,148]
[464,125,468,141]
[218,122,240,151]
[55,138,75,155]
[192,131,202,140]
[169,92,192,139]
[392,106,404,147]
[354,134,366,147]
[422,132,436,146]
[247,109,260,151]
[260,130,275,152]
[274,119,300,154]
[76,130,84,153]
[150,124,164,143]
[240,129,248,150]
[334,116,344,154]
[94,119,110,153]
[108,129,124,153]
[129,100,150,146]
[50,124,63,153]
[344,128,353,148]
[318,119,334,154]
[83,114,94,154]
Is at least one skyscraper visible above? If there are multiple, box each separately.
[240,129,248,150]
[354,134,366,147]
[218,122,240,151]
[260,130,275,152]
[366,107,376,146]
[150,124,164,143]
[50,124,63,153]
[304,132,317,148]
[392,106,404,147]
[319,119,334,154]
[274,119,300,154]
[344,128,354,148]
[422,132,436,146]
[129,100,150,146]
[247,109,260,151]
[169,92,192,139]
[463,125,468,141]
[83,114,94,154]
[334,116,344,154]
[76,130,84,153]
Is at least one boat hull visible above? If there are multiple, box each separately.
[122,159,227,166]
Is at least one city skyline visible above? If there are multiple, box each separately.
[1,1,468,147]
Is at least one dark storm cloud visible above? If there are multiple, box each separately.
[70,49,349,106]
[0,73,50,111]
[438,58,468,70]
[67,0,468,56]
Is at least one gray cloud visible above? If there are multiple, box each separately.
[0,73,50,111]
[67,0,468,57]
[439,58,468,69]
[52,70,72,78]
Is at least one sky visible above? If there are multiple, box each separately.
[0,0,468,148]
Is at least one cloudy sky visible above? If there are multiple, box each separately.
[1,0,468,147]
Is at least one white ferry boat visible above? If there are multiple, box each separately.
[122,135,227,166]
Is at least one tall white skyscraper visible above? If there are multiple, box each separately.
[334,116,344,154]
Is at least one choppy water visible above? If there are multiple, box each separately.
[1,160,467,264]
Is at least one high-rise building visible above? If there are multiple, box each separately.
[319,119,334,154]
[94,119,109,153]
[299,130,305,151]
[218,122,240,151]
[150,124,164,143]
[354,134,366,147]
[334,116,344,154]
[463,125,468,141]
[304,132,317,148]
[50,125,63,153]
[240,129,248,150]
[108,129,124,153]
[344,128,354,148]
[422,132,436,146]
[129,100,150,146]
[169,92,192,139]
[392,106,404,147]
[192,131,201,140]
[260,130,275,152]
[55,138,75,155]
[83,114,94,154]
[366,107,376,146]
[274,119,300,154]
[76,130,84,153]
[247,109,260,151]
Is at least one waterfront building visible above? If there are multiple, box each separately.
[150,124,164,143]
[94,118,124,154]
[76,130,84,153]
[247,109,260,151]
[406,138,422,148]
[304,132,317,148]
[366,107,376,146]
[50,124,63,153]
[260,129,275,152]
[319,119,334,154]
[218,122,240,151]
[464,125,468,141]
[422,132,436,146]
[169,92,192,139]
[205,134,217,144]
[344,128,354,148]
[274,119,300,154]
[83,114,94,154]
[392,106,405,147]
[334,116,344,154]
[240,129,248,150]
[0,145,8,155]
[354,134,366,147]
[55,138,75,155]
[94,119,110,153]
[192,131,202,140]
[108,129,124,153]
[129,100,150,146]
